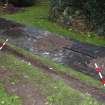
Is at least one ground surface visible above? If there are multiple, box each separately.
[0,44,104,105]
[0,18,105,104]
[0,2,105,105]
[0,18,105,78]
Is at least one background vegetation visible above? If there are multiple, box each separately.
[49,0,105,36]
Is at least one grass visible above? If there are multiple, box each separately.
[0,52,103,105]
[0,4,105,46]
[0,38,104,104]
[0,83,22,105]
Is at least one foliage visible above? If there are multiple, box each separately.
[8,0,35,6]
[49,0,105,36]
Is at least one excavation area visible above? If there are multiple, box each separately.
[0,18,105,78]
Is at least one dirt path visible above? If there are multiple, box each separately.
[2,45,105,104]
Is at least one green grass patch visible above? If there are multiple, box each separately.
[0,4,105,46]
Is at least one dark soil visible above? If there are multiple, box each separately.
[3,27,27,38]
[0,18,105,80]
[0,18,24,30]
[33,35,70,51]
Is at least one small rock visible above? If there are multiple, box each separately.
[28,62,31,65]
[43,52,49,55]
[23,75,29,79]
[28,38,31,41]
[29,48,34,52]
[49,68,53,70]
[11,82,15,85]
[45,101,49,105]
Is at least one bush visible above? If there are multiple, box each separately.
[9,0,35,6]
[49,0,105,36]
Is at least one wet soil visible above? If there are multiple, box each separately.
[0,18,24,30]
[0,18,105,79]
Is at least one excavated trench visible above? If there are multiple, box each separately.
[1,18,105,103]
[0,18,105,79]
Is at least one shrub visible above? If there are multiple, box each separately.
[49,0,105,36]
[9,0,35,6]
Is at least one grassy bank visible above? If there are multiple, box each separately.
[0,52,103,105]
[0,4,105,46]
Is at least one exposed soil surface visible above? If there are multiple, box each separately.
[33,35,70,51]
[0,18,24,30]
[0,18,105,79]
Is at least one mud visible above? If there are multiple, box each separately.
[0,18,23,30]
[0,18,105,79]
